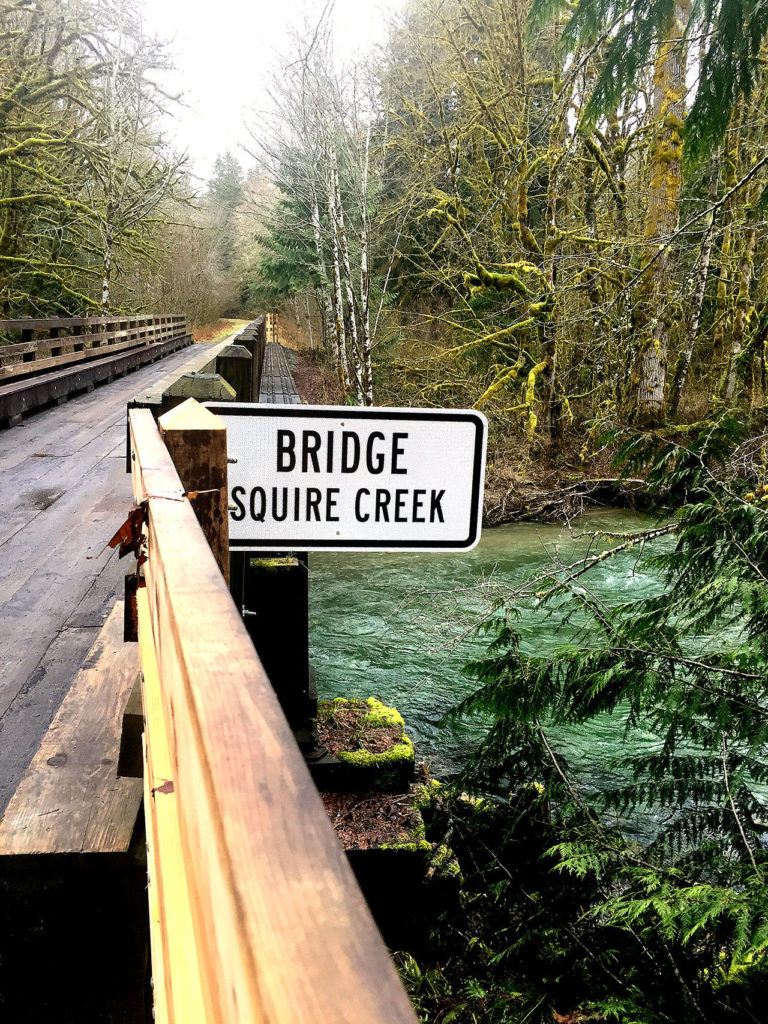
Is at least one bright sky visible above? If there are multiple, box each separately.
[142,0,405,185]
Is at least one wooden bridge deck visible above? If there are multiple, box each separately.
[0,341,227,819]
[0,323,420,1024]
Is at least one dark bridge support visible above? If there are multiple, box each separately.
[242,555,317,749]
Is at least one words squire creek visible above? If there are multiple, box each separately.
[229,428,447,525]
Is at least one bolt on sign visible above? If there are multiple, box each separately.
[205,404,487,552]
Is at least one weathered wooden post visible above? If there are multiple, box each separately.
[157,398,230,585]
[216,343,252,401]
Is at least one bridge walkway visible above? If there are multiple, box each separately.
[0,341,227,818]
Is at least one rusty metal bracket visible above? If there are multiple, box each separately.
[108,501,148,561]
[124,573,139,642]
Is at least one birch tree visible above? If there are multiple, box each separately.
[244,17,381,403]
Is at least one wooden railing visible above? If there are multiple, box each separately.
[128,401,417,1024]
[0,314,192,427]
[0,314,187,381]
[234,314,267,400]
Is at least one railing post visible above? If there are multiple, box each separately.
[158,398,230,585]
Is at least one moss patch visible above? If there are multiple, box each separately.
[317,697,416,791]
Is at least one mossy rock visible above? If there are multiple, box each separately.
[249,556,298,572]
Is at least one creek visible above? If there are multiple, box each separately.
[309,509,670,831]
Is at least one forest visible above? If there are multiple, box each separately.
[244,3,768,1020]
[5,0,768,1021]
[0,0,253,326]
[8,0,768,460]
[252,0,768,458]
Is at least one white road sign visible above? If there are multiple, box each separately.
[205,403,487,552]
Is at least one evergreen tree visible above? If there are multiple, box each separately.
[528,0,768,163]
[449,416,768,1020]
[208,151,244,273]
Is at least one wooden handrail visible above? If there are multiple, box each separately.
[0,315,188,376]
[0,313,185,331]
[129,405,417,1024]
[234,315,267,401]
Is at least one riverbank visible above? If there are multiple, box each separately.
[290,339,768,1023]
[286,345,652,525]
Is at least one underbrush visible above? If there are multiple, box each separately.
[397,789,768,1024]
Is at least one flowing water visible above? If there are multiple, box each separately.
[309,510,667,805]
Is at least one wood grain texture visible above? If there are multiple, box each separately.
[0,332,193,425]
[0,601,142,855]
[215,344,252,402]
[129,337,235,409]
[231,316,265,401]
[0,314,182,332]
[140,588,206,1024]
[258,342,300,404]
[129,407,417,1024]
[0,322,187,380]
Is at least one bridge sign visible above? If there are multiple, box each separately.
[205,403,487,552]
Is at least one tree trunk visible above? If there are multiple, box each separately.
[331,163,364,405]
[668,158,719,417]
[712,113,740,369]
[101,222,114,313]
[310,199,334,349]
[305,291,314,351]
[325,180,350,394]
[724,220,757,401]
[539,94,564,447]
[359,124,373,405]
[634,0,689,427]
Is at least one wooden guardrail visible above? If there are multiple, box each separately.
[128,401,417,1024]
[0,314,192,426]
[235,314,267,400]
[0,314,187,381]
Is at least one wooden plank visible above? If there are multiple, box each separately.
[129,337,233,409]
[129,408,417,1024]
[0,336,188,402]
[0,622,102,814]
[0,324,186,380]
[0,344,226,819]
[0,320,182,358]
[258,342,299,404]
[0,601,143,855]
[0,332,192,425]
[233,316,265,401]
[0,341,223,477]
[139,588,206,1024]
[0,314,183,332]
[215,344,252,402]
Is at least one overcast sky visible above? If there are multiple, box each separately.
[142,0,405,185]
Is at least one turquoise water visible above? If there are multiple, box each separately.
[308,510,667,792]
